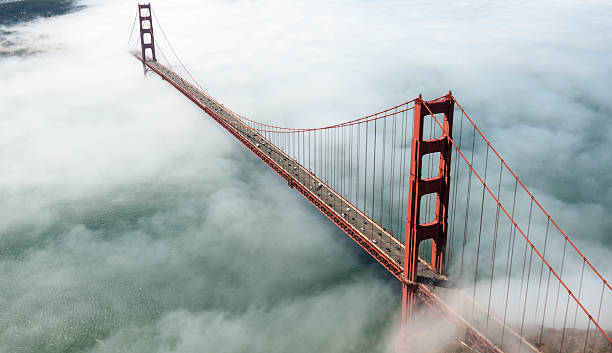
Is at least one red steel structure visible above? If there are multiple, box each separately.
[137,3,156,72]
[403,95,454,322]
[129,5,611,352]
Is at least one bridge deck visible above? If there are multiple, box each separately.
[136,56,538,353]
[144,59,410,275]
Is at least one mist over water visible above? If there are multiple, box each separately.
[1,0,611,352]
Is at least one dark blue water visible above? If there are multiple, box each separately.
[0,0,83,56]
[0,0,82,26]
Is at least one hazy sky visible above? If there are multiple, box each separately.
[1,1,611,352]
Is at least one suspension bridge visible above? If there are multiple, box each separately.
[129,4,611,352]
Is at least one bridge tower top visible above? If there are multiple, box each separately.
[137,3,157,70]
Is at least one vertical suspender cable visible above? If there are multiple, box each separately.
[552,241,568,328]
[472,145,489,311]
[460,128,477,278]
[364,121,369,217]
[534,218,551,322]
[389,109,397,238]
[485,160,503,334]
[501,179,519,347]
[380,116,387,232]
[448,110,465,269]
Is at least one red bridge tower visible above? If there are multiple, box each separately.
[138,3,157,73]
[402,94,454,322]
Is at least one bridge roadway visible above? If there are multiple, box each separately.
[142,58,409,277]
[135,55,538,353]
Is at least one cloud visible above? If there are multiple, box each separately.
[0,0,611,352]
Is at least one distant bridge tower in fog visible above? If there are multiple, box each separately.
[129,4,611,352]
[136,3,155,73]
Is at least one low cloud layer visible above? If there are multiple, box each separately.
[1,0,610,352]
